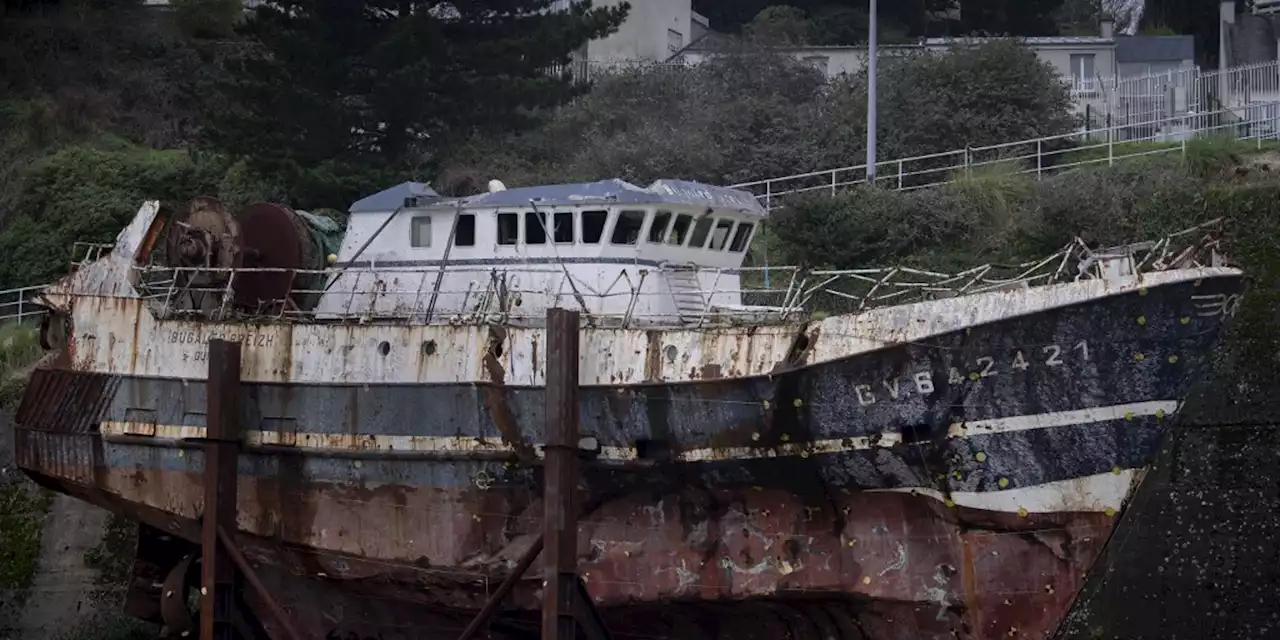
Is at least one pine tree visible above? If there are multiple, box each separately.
[203,0,628,206]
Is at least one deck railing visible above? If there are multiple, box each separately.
[14,220,1225,328]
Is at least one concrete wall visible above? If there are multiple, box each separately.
[588,0,692,62]
[682,43,1117,82]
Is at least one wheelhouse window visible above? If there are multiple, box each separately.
[525,211,547,245]
[553,211,574,243]
[455,213,476,247]
[648,211,672,243]
[709,219,735,251]
[728,222,754,252]
[497,212,519,245]
[688,216,714,249]
[667,214,692,246]
[582,210,608,244]
[611,210,646,246]
[410,215,431,248]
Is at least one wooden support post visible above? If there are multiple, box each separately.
[217,526,304,640]
[201,339,242,640]
[543,307,581,640]
[455,535,546,640]
[456,309,611,640]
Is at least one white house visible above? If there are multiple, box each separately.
[673,21,1123,94]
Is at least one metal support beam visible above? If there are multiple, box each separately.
[455,535,546,640]
[541,308,611,640]
[217,526,304,640]
[543,307,581,640]
[201,339,242,640]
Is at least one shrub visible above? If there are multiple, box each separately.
[0,140,230,288]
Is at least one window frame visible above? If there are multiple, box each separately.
[709,218,736,251]
[497,212,520,246]
[525,211,548,245]
[581,209,609,244]
[610,209,648,246]
[728,221,754,253]
[410,215,432,248]
[553,211,575,244]
[454,213,476,247]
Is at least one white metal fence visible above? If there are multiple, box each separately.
[731,101,1280,207]
[1074,61,1280,134]
[0,286,48,325]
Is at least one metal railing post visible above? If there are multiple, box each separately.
[1107,124,1114,166]
[766,181,772,211]
[16,293,23,325]
[1036,139,1043,178]
[897,160,904,190]
[831,170,837,196]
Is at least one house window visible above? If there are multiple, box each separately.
[611,210,646,246]
[709,219,735,251]
[668,29,683,54]
[667,214,693,246]
[410,215,431,248]
[1070,53,1096,90]
[582,210,608,244]
[729,222,754,252]
[649,211,673,243]
[525,211,547,245]
[497,212,519,245]
[688,216,714,249]
[455,213,476,247]
[553,212,574,243]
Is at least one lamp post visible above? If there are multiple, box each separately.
[866,0,878,183]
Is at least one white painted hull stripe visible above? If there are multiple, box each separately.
[99,399,1177,465]
[870,469,1140,514]
[945,400,1179,438]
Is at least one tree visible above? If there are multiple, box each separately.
[875,39,1077,160]
[203,0,628,207]
[744,5,812,45]
[440,46,868,190]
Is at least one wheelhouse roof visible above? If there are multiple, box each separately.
[348,179,768,217]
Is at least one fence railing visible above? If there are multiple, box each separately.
[0,286,50,325]
[730,102,1280,207]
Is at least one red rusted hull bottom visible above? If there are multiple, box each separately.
[17,431,1121,640]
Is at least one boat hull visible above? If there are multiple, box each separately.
[22,456,1116,640]
[14,269,1245,639]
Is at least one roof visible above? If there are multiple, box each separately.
[1116,35,1195,63]
[678,32,1114,58]
[350,179,768,216]
[348,182,442,213]
[924,36,1115,47]
[457,179,767,216]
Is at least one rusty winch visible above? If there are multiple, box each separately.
[161,197,342,316]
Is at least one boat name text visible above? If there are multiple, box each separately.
[170,330,276,361]
[851,341,1091,406]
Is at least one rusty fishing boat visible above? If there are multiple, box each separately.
[12,178,1244,639]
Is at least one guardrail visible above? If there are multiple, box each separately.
[0,286,47,325]
[730,102,1280,207]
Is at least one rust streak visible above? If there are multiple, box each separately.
[481,326,533,460]
[643,331,663,382]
